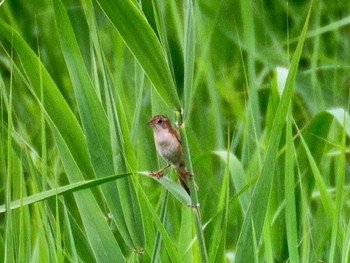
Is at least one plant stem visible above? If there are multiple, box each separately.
[177,112,208,262]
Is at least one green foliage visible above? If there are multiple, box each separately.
[1,0,350,262]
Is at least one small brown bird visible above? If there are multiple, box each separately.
[147,115,191,195]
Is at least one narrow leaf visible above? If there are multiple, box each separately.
[96,0,180,109]
[0,173,130,213]
[138,172,191,206]
[52,0,145,249]
[51,121,125,262]
[235,3,313,261]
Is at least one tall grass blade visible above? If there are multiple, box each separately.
[240,0,261,138]
[52,0,145,250]
[328,110,347,262]
[0,13,127,262]
[0,18,95,179]
[151,0,177,84]
[208,147,230,262]
[0,173,130,213]
[179,122,209,262]
[235,3,313,261]
[96,0,180,109]
[285,107,299,263]
[214,150,249,212]
[50,122,125,262]
[342,222,350,262]
[151,191,168,263]
[5,61,14,263]
[183,0,195,119]
[137,186,182,262]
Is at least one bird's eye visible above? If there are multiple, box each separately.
[157,119,163,124]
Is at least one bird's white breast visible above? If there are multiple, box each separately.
[153,128,181,165]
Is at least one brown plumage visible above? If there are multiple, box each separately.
[147,115,191,195]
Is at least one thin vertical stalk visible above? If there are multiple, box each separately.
[5,46,14,262]
[151,191,169,263]
[328,112,347,261]
[183,0,195,120]
[285,106,299,263]
[181,0,208,260]
[178,116,208,263]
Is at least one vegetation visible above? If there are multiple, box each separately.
[0,0,349,262]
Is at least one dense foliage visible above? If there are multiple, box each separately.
[0,0,349,262]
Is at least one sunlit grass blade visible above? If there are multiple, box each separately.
[240,0,261,138]
[0,17,125,260]
[328,109,347,261]
[0,173,131,213]
[138,172,191,206]
[208,148,230,262]
[1,75,34,262]
[0,18,95,179]
[294,108,349,261]
[299,169,311,263]
[64,208,96,262]
[342,222,350,262]
[296,119,345,248]
[151,0,178,84]
[131,62,146,144]
[285,107,299,263]
[52,0,145,250]
[137,186,182,262]
[50,121,125,262]
[178,121,209,262]
[289,16,350,43]
[263,208,273,262]
[327,108,350,137]
[183,0,195,119]
[5,67,14,263]
[151,191,169,262]
[83,0,147,252]
[175,2,197,261]
[214,150,248,212]
[96,0,180,109]
[235,2,313,261]
[178,206,193,263]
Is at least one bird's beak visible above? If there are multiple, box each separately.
[147,116,156,126]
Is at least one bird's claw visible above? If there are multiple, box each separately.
[149,171,164,178]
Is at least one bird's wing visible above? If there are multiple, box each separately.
[173,128,181,144]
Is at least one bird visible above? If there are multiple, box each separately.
[147,115,191,195]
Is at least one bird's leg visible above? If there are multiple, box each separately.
[149,163,171,178]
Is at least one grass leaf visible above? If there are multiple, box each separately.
[235,3,313,261]
[96,0,180,109]
[50,120,125,262]
[52,0,145,250]
[0,173,130,213]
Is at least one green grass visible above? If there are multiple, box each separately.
[1,0,350,262]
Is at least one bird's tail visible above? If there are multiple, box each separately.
[175,165,197,195]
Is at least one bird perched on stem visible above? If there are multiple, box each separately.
[147,115,192,195]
